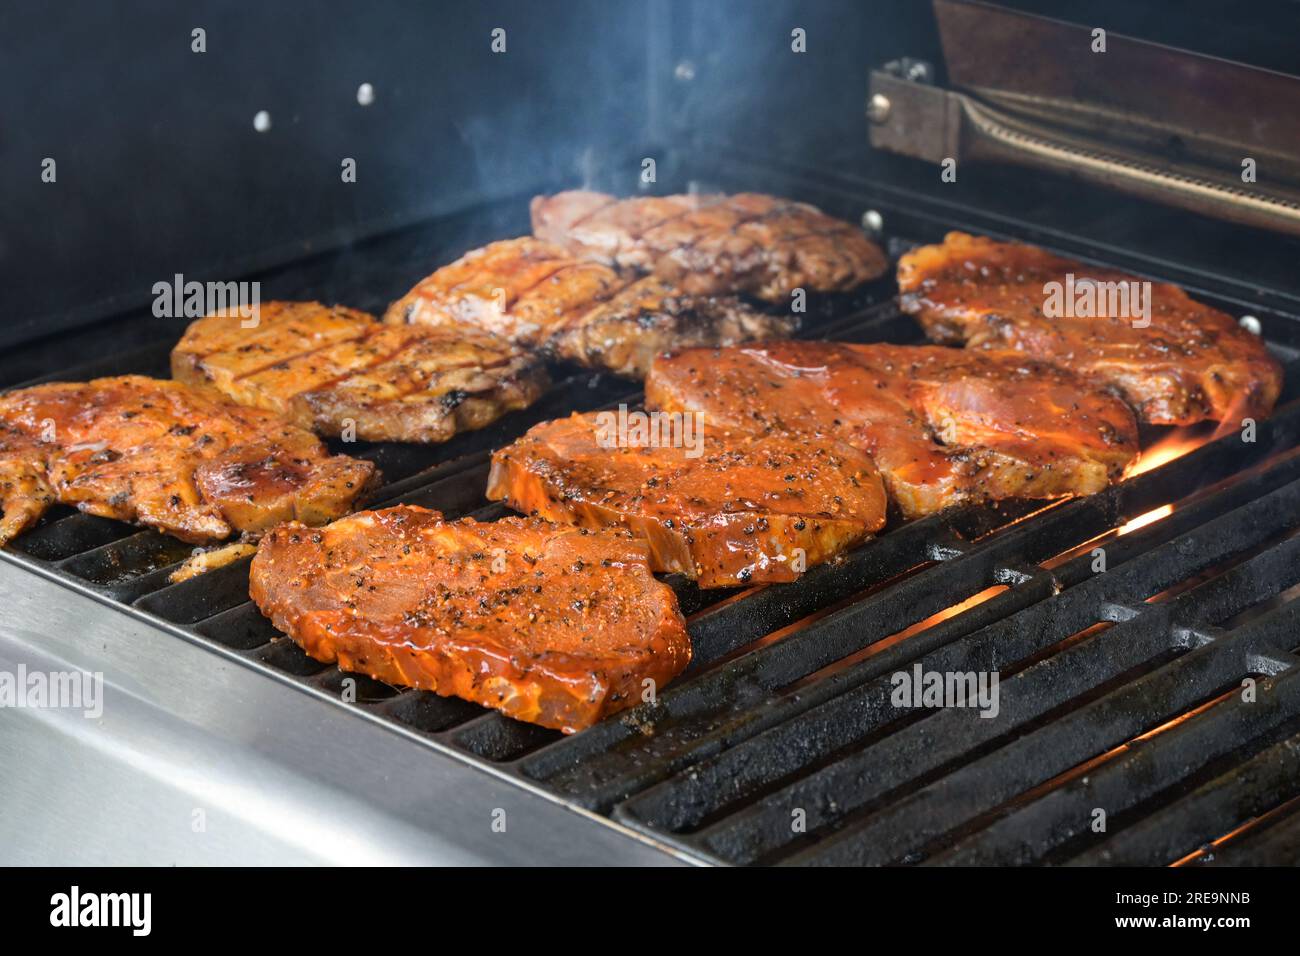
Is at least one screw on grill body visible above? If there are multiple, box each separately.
[861,209,884,237]
[867,93,891,124]
[253,110,272,133]
[356,83,375,106]
[1240,314,1262,335]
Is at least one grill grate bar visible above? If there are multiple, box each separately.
[936,672,1300,866]
[613,472,1300,860]
[1063,725,1300,866]
[193,601,282,650]
[9,513,140,562]
[783,597,1300,866]
[616,593,1140,844]
[1199,796,1300,865]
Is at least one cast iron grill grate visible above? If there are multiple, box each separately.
[5,191,1300,866]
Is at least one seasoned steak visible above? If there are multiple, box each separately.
[487,411,886,587]
[249,506,692,732]
[172,301,547,443]
[552,275,795,379]
[646,342,1140,519]
[384,237,795,378]
[531,190,889,301]
[897,232,1284,425]
[0,375,377,546]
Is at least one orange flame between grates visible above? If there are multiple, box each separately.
[1125,425,1219,479]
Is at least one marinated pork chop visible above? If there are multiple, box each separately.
[551,274,791,379]
[646,343,1139,519]
[487,412,886,587]
[383,237,796,378]
[0,376,377,547]
[172,301,547,443]
[531,190,889,301]
[249,506,692,732]
[898,232,1284,426]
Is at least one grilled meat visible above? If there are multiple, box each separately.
[385,238,617,340]
[249,506,691,732]
[553,274,793,379]
[531,190,889,301]
[646,342,1139,519]
[172,301,547,443]
[168,541,259,583]
[0,445,54,549]
[487,411,886,587]
[897,232,1284,426]
[0,376,378,547]
[384,237,797,378]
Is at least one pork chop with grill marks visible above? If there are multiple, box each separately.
[0,375,378,547]
[383,237,795,378]
[646,342,1139,519]
[530,190,889,301]
[249,506,691,732]
[897,232,1284,426]
[172,301,547,443]
[487,412,886,587]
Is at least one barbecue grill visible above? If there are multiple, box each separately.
[5,0,1300,866]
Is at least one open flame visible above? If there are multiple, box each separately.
[1046,421,1229,562]
[1125,424,1218,478]
[1114,423,1226,534]
[1126,389,1255,479]
[786,585,1009,690]
[1117,503,1173,536]
[890,585,1008,638]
